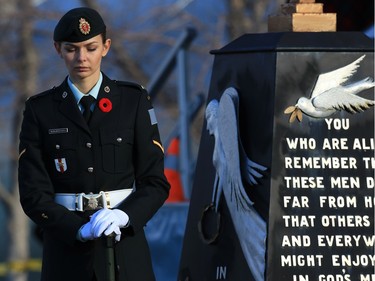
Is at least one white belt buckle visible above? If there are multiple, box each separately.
[75,192,107,212]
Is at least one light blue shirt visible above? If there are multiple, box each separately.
[68,72,103,112]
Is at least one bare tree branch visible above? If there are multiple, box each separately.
[0,182,13,207]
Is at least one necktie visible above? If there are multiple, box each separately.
[80,95,95,123]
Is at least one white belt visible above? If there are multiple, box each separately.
[55,189,133,212]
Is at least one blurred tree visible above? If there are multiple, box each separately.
[224,0,284,39]
[0,1,39,281]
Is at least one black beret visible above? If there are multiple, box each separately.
[54,7,106,42]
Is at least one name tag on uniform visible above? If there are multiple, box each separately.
[48,128,69,134]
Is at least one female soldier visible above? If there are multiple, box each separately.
[18,7,170,281]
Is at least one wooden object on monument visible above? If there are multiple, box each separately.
[268,0,336,32]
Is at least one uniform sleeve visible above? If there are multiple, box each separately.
[118,88,170,235]
[18,99,85,245]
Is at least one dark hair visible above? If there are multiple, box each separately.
[101,31,107,43]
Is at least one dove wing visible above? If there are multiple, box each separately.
[221,89,267,186]
[312,90,375,113]
[205,99,223,210]
[218,87,253,210]
[310,55,366,99]
[218,88,242,181]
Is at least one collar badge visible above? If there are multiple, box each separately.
[79,18,91,35]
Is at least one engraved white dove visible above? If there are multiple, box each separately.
[205,87,267,212]
[205,87,267,281]
[285,55,375,122]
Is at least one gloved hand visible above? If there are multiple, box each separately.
[78,221,94,242]
[104,224,122,242]
[90,208,129,241]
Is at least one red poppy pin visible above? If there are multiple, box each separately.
[99,98,112,113]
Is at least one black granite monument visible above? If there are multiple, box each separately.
[178,32,374,281]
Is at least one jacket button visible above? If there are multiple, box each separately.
[55,144,60,149]
[117,137,122,143]
[86,142,92,148]
[88,167,94,173]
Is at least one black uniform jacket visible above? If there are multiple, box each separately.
[18,73,170,281]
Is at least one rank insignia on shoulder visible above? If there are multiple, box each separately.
[18,148,26,160]
[116,81,147,92]
[55,158,68,173]
[153,140,164,154]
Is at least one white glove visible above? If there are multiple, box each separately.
[90,208,129,241]
[78,221,94,242]
[104,224,122,242]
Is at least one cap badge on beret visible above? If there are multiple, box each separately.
[79,18,91,35]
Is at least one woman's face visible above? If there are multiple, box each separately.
[54,34,111,83]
